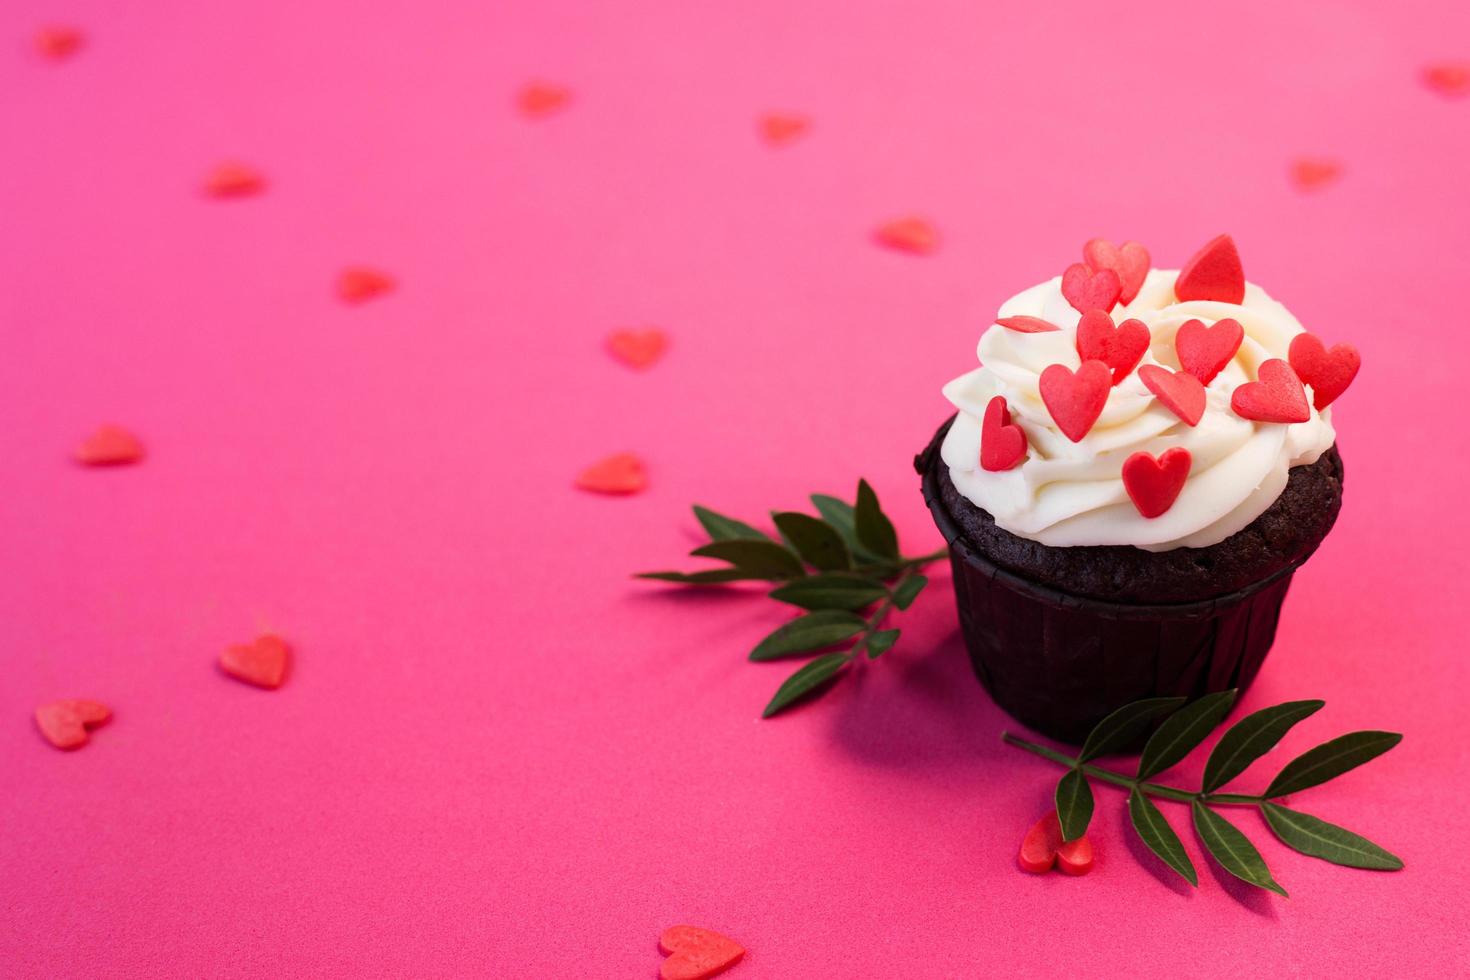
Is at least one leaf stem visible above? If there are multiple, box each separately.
[1001,732,1261,807]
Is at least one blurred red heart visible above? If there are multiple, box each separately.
[1422,62,1470,98]
[576,453,647,494]
[1289,158,1341,191]
[35,699,110,750]
[75,425,144,466]
[337,267,395,304]
[607,328,668,369]
[204,162,266,198]
[659,925,744,980]
[874,217,938,255]
[35,26,84,61]
[518,82,570,117]
[760,113,809,145]
[221,635,291,689]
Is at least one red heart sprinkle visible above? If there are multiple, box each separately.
[74,425,144,466]
[1076,310,1150,385]
[981,396,1027,472]
[1040,360,1112,442]
[874,217,938,255]
[760,112,809,145]
[35,699,110,750]
[337,267,395,304]
[518,81,571,118]
[1175,317,1244,386]
[995,316,1060,334]
[1123,447,1192,518]
[1289,158,1342,192]
[1057,833,1094,875]
[1423,62,1470,98]
[1061,263,1121,314]
[35,26,84,61]
[1138,364,1206,427]
[1082,238,1151,305]
[576,453,647,494]
[659,926,745,980]
[204,162,266,198]
[607,327,668,369]
[1019,812,1093,876]
[1289,333,1360,410]
[220,635,291,689]
[1175,234,1245,305]
[1231,359,1310,423]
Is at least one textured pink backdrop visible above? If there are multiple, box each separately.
[3,1,1469,976]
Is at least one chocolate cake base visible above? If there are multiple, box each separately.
[916,416,1344,744]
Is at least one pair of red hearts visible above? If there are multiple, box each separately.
[1020,812,1093,876]
[659,926,744,980]
[1061,237,1152,314]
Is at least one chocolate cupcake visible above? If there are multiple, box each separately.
[918,235,1359,743]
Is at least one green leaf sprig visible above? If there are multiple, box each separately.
[1003,692,1403,895]
[637,480,946,718]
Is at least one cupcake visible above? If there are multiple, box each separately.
[916,235,1360,743]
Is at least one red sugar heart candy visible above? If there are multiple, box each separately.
[1138,364,1206,427]
[1289,333,1359,410]
[35,699,110,750]
[1231,359,1310,423]
[220,634,291,689]
[1175,317,1243,386]
[36,26,84,61]
[1057,834,1094,876]
[1175,234,1245,305]
[74,425,144,466]
[337,267,395,304]
[1082,238,1151,305]
[607,328,668,369]
[874,217,938,255]
[204,162,266,198]
[1061,263,1121,315]
[576,453,647,494]
[981,396,1027,472]
[1019,811,1064,873]
[1423,62,1470,98]
[1076,310,1150,385]
[1123,447,1192,518]
[759,112,809,146]
[1289,158,1341,192]
[995,316,1060,334]
[659,926,745,980]
[518,81,571,118]
[1040,360,1112,442]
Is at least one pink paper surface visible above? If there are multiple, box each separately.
[3,2,1469,976]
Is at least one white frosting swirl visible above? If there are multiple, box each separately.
[940,270,1335,551]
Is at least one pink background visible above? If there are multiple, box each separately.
[3,1,1469,976]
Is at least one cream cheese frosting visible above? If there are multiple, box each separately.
[939,269,1335,551]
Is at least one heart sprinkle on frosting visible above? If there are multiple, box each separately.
[1175,234,1245,305]
[1060,263,1121,315]
[995,316,1060,334]
[1174,317,1244,386]
[1039,360,1112,443]
[1231,359,1310,423]
[1138,364,1206,427]
[1076,310,1150,385]
[980,396,1027,472]
[35,699,111,750]
[220,634,291,689]
[1082,238,1150,305]
[1122,448,1192,518]
[1288,332,1360,410]
[658,925,745,980]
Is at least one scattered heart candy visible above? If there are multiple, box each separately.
[337,267,395,304]
[74,425,144,466]
[518,81,571,118]
[1061,263,1121,315]
[204,162,266,198]
[1138,364,1206,427]
[35,26,84,61]
[1075,310,1149,385]
[1082,239,1150,305]
[1175,317,1244,386]
[981,396,1027,472]
[1422,62,1470,98]
[1057,833,1094,876]
[759,112,809,146]
[1040,360,1112,443]
[1019,812,1093,876]
[1123,447,1192,518]
[1175,234,1245,305]
[220,634,291,689]
[1289,333,1360,410]
[995,316,1060,334]
[1231,359,1310,423]
[35,699,110,750]
[607,328,668,369]
[576,453,647,494]
[874,217,938,255]
[659,925,745,980]
[1289,158,1342,192]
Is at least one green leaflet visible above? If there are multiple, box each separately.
[891,574,928,611]
[854,479,899,561]
[690,539,806,580]
[693,504,772,542]
[1055,768,1094,842]
[1128,789,1197,886]
[1192,800,1288,896]
[1201,700,1325,793]
[771,511,852,571]
[1137,689,1238,779]
[864,628,900,659]
[1078,697,1187,763]
[762,652,851,718]
[768,574,888,611]
[1264,731,1403,798]
[749,611,868,662]
[1261,803,1403,871]
[810,493,885,564]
